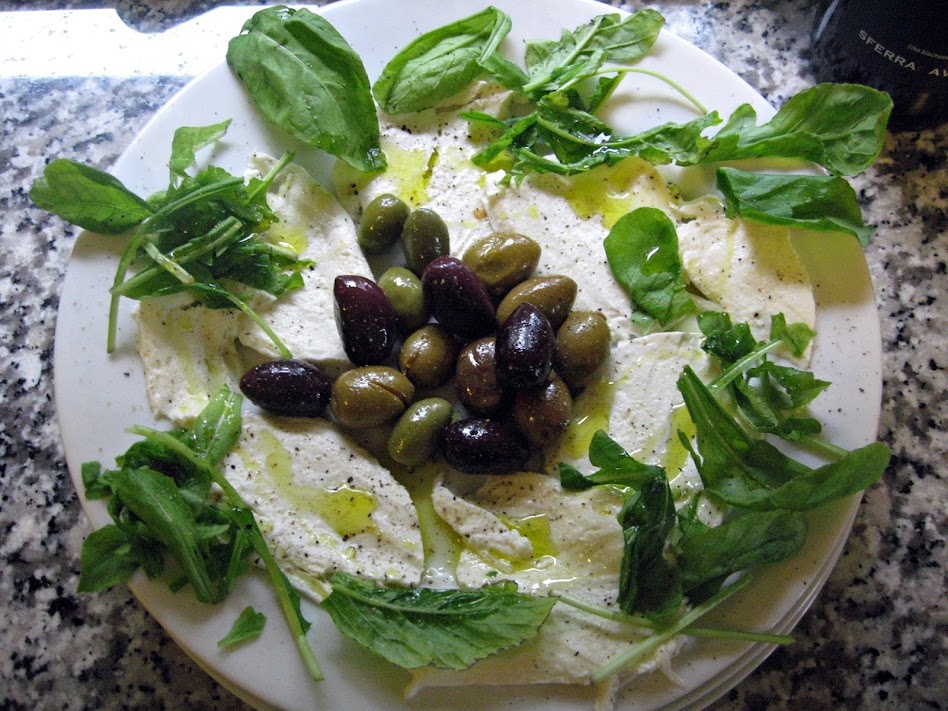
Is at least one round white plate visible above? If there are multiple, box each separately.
[54,0,883,709]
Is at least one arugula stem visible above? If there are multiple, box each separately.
[111,217,243,297]
[553,591,794,645]
[558,66,708,114]
[212,288,293,360]
[143,241,195,285]
[107,233,149,352]
[246,151,294,203]
[127,425,324,682]
[590,576,752,683]
[147,176,244,224]
[707,339,783,395]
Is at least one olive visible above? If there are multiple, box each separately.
[496,275,577,329]
[387,397,454,467]
[455,337,511,417]
[421,256,497,338]
[399,325,460,390]
[333,275,397,366]
[239,359,332,418]
[402,207,449,276]
[554,311,611,390]
[358,193,410,254]
[329,366,415,429]
[495,303,554,390]
[442,418,530,475]
[378,266,429,334]
[513,373,573,447]
[462,232,541,300]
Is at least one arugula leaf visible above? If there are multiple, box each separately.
[30,159,154,233]
[373,7,512,114]
[604,207,695,326]
[678,508,807,602]
[769,312,816,358]
[227,6,384,172]
[678,366,890,510]
[218,606,267,649]
[559,430,664,491]
[77,524,156,593]
[616,470,682,617]
[169,120,232,181]
[717,167,876,245]
[321,573,555,670]
[522,10,664,97]
[698,311,758,363]
[703,83,892,176]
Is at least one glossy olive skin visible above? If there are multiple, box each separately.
[399,325,459,390]
[387,397,454,467]
[378,266,429,334]
[496,275,577,329]
[462,232,541,300]
[495,302,554,390]
[513,373,573,447]
[358,193,410,254]
[442,418,530,474]
[554,310,611,390]
[329,366,415,429]
[333,275,397,366]
[239,359,332,418]
[402,208,449,276]
[421,256,497,338]
[455,337,510,417]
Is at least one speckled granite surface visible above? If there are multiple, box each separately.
[1,1,945,710]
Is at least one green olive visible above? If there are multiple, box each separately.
[329,366,415,429]
[513,373,573,447]
[554,311,611,390]
[402,208,449,276]
[378,266,429,334]
[455,337,511,417]
[358,193,410,254]
[496,275,577,329]
[398,325,460,390]
[387,397,454,466]
[462,232,541,300]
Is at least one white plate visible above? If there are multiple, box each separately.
[53,0,883,709]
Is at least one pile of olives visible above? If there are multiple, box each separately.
[239,194,610,475]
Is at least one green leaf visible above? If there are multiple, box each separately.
[703,84,892,176]
[522,11,664,97]
[769,313,816,358]
[373,7,512,114]
[698,311,758,363]
[678,509,807,601]
[169,120,232,181]
[112,466,217,603]
[678,366,891,510]
[559,430,665,491]
[77,525,150,592]
[30,158,154,233]
[227,6,383,172]
[181,386,243,465]
[604,207,695,325]
[218,606,267,649]
[321,574,555,670]
[616,471,682,617]
[716,167,875,246]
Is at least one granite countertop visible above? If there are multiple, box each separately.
[1,1,945,709]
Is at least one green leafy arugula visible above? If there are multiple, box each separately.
[218,606,267,649]
[30,121,310,355]
[321,573,555,670]
[227,6,384,172]
[78,387,323,681]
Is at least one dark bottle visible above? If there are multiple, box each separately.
[811,0,947,130]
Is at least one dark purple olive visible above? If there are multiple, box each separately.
[334,275,397,365]
[239,359,333,418]
[442,418,530,475]
[421,256,496,338]
[496,303,554,390]
[513,373,573,447]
